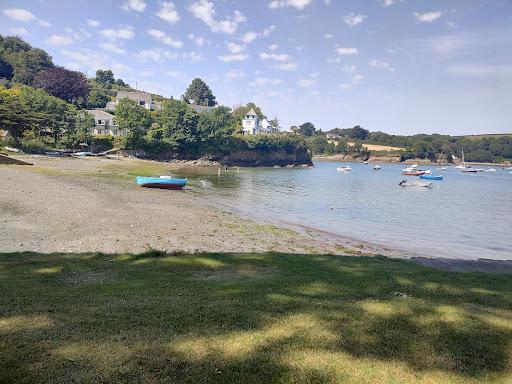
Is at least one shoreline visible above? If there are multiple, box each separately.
[1,155,510,273]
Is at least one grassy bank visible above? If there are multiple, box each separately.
[1,251,511,383]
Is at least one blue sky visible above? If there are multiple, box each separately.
[1,0,511,135]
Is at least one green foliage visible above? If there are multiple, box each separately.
[95,69,115,88]
[298,122,316,136]
[0,56,13,80]
[115,98,151,149]
[182,77,217,106]
[0,36,53,84]
[86,88,110,108]
[197,106,235,143]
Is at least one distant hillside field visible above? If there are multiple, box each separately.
[348,142,405,152]
[458,133,512,140]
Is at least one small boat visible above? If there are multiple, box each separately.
[506,167,512,170]
[373,165,381,170]
[399,180,433,188]
[441,166,447,170]
[136,176,187,190]
[484,168,497,172]
[402,170,425,176]
[4,146,21,153]
[420,174,443,180]
[461,168,477,173]
[337,166,352,172]
[421,169,432,174]
[363,161,368,164]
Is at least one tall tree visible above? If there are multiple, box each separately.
[182,78,217,106]
[158,99,199,150]
[95,69,115,88]
[197,106,235,141]
[298,122,316,136]
[32,66,89,106]
[115,98,151,148]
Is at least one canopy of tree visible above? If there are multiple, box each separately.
[298,122,316,136]
[32,66,89,106]
[0,35,54,84]
[182,78,217,106]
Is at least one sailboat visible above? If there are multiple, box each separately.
[454,149,465,169]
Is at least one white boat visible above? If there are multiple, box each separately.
[373,165,381,170]
[402,167,415,172]
[399,180,433,188]
[363,161,368,164]
[441,166,447,170]
[4,146,21,153]
[484,168,497,172]
[423,170,432,174]
[506,167,512,170]
[337,166,352,172]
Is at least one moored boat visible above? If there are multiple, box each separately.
[337,166,352,172]
[399,180,433,188]
[136,176,187,190]
[402,170,425,176]
[373,165,381,170]
[461,168,478,173]
[420,174,443,180]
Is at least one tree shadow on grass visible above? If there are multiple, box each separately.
[0,251,511,383]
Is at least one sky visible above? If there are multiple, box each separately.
[1,0,511,135]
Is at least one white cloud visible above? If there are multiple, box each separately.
[268,0,311,10]
[188,0,245,35]
[38,20,51,27]
[339,83,352,90]
[87,19,100,28]
[156,1,180,24]
[100,27,135,41]
[100,42,126,54]
[323,33,333,39]
[188,34,206,46]
[352,74,364,83]
[136,48,173,63]
[225,69,245,79]
[241,31,258,44]
[337,47,359,55]
[298,78,315,88]
[414,11,443,22]
[272,62,298,71]
[344,13,367,27]
[219,53,249,62]
[9,27,29,36]
[249,77,283,87]
[260,52,291,61]
[122,0,146,12]
[226,42,245,53]
[385,48,397,54]
[342,64,357,73]
[380,0,395,7]
[45,35,73,46]
[182,51,203,62]
[262,25,276,36]
[3,8,36,22]
[268,44,279,51]
[62,49,131,75]
[147,29,183,48]
[369,59,396,72]
[327,57,341,64]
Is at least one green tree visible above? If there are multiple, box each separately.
[114,98,151,148]
[197,106,235,142]
[298,122,316,136]
[157,99,199,151]
[182,78,217,106]
[95,69,115,88]
[87,88,110,108]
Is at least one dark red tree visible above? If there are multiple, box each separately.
[32,66,89,105]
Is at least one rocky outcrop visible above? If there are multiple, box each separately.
[219,148,313,167]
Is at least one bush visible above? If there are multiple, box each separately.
[90,135,114,152]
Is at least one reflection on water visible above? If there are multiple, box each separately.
[174,162,512,260]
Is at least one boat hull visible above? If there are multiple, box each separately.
[402,171,425,176]
[136,176,187,190]
[420,175,443,180]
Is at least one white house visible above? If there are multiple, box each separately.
[106,91,162,112]
[242,108,279,135]
[86,109,128,136]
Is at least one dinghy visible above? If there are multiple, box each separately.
[136,176,187,190]
[402,170,425,176]
[373,165,381,170]
[420,174,443,180]
[337,166,352,172]
[399,180,433,188]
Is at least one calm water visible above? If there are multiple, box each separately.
[175,162,512,260]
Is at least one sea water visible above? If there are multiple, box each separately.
[176,161,512,260]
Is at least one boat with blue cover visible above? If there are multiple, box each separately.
[136,176,187,190]
[419,174,443,180]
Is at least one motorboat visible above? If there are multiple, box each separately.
[337,166,352,172]
[399,180,433,188]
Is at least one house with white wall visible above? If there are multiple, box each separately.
[242,109,279,135]
[86,109,128,136]
[106,91,162,112]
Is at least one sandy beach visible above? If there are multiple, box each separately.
[2,155,511,273]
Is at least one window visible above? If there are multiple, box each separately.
[139,101,145,106]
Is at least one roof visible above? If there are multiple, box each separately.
[116,91,152,102]
[86,109,115,119]
[246,108,257,116]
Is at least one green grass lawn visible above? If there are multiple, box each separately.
[1,251,511,383]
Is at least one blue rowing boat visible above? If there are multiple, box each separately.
[419,174,443,180]
[136,176,187,190]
